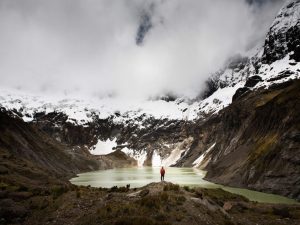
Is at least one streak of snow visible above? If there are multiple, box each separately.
[0,88,200,126]
[193,143,216,168]
[162,148,185,167]
[152,151,162,167]
[256,55,300,89]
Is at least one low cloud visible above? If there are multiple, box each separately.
[0,0,284,100]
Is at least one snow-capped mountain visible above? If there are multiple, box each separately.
[0,89,196,125]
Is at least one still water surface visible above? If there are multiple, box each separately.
[70,167,298,204]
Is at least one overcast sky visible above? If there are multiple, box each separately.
[0,0,285,100]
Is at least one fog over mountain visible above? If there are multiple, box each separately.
[0,0,284,100]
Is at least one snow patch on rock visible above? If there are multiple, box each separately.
[198,84,244,115]
[90,138,117,155]
[256,55,300,89]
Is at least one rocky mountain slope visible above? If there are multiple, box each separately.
[0,107,137,187]
[0,108,99,178]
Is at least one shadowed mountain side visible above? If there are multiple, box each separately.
[0,108,102,186]
[176,79,300,200]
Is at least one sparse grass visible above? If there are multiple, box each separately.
[17,184,29,192]
[109,186,129,193]
[175,195,186,205]
[272,206,292,218]
[199,188,249,206]
[160,192,169,202]
[0,181,20,192]
[139,195,161,209]
[29,196,49,210]
[223,218,235,225]
[163,183,180,192]
[112,217,172,225]
[0,181,9,190]
[51,185,68,199]
[174,212,184,222]
[76,189,81,198]
[183,186,190,192]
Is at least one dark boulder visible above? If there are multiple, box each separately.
[232,87,250,101]
[267,70,294,82]
[245,75,262,87]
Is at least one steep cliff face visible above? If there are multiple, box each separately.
[176,80,300,200]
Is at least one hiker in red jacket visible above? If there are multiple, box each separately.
[160,166,165,181]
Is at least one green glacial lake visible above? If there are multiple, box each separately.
[70,167,298,204]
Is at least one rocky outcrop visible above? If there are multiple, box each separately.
[232,87,250,101]
[244,75,262,88]
[95,150,137,168]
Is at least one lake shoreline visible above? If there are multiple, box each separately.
[70,167,299,205]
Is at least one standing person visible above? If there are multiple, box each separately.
[160,166,165,181]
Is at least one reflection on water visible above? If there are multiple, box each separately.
[70,167,298,204]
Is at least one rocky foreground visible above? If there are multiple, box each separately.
[1,181,300,225]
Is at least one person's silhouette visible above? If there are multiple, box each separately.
[160,166,165,181]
